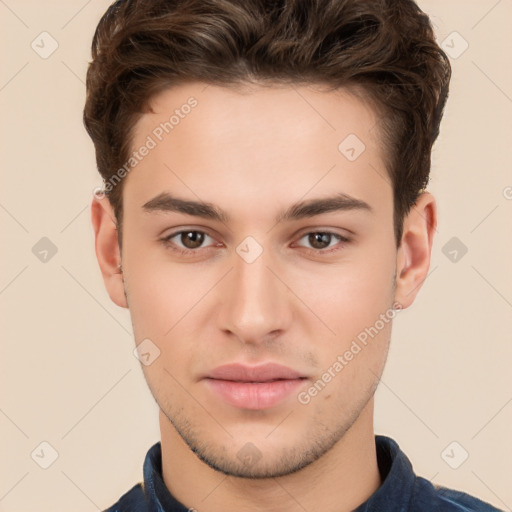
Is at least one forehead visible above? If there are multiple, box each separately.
[124,81,390,216]
[142,81,380,144]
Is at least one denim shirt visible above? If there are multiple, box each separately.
[103,435,503,511]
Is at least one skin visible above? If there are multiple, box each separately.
[92,81,436,512]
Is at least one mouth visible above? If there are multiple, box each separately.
[203,363,308,410]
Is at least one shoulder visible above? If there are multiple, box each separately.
[412,477,504,511]
[102,482,148,512]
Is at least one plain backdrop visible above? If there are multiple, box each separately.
[1,1,511,511]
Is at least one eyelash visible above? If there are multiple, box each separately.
[160,229,350,257]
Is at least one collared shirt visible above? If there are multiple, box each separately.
[103,435,502,511]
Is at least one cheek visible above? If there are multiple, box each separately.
[125,264,204,391]
[294,253,395,341]
[291,244,396,401]
[126,274,172,340]
[123,251,229,378]
[123,252,199,342]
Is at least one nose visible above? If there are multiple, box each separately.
[216,247,292,345]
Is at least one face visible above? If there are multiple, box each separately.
[114,82,401,477]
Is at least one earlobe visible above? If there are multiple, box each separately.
[91,196,128,309]
[394,192,437,309]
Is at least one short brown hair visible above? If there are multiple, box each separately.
[83,0,451,246]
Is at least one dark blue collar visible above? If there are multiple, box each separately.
[142,436,413,511]
[108,435,500,511]
[353,435,415,511]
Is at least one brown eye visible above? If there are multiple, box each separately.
[294,231,350,253]
[308,232,332,249]
[180,231,205,249]
[161,229,218,254]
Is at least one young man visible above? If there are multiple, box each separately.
[84,0,501,510]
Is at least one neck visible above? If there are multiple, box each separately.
[160,399,381,512]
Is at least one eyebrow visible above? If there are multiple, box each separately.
[142,192,372,223]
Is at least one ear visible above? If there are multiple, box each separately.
[91,194,128,309]
[394,192,437,309]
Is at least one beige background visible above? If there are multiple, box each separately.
[1,1,511,511]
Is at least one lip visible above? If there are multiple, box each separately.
[203,363,307,410]
[207,363,305,381]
